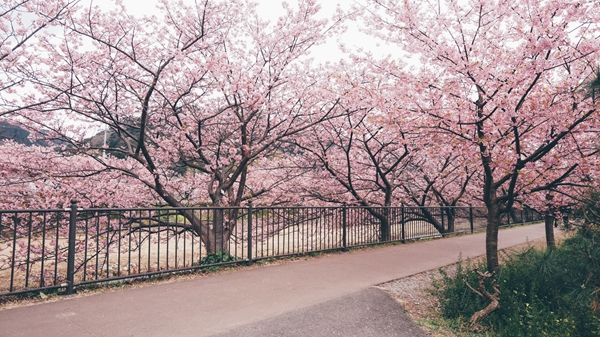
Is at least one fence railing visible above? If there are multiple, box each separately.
[0,201,543,296]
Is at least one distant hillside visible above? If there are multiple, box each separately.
[0,119,125,150]
[0,120,33,145]
[0,120,65,147]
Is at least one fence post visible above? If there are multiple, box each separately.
[401,203,405,243]
[469,205,474,233]
[66,199,78,295]
[342,203,347,249]
[440,205,445,236]
[247,201,253,263]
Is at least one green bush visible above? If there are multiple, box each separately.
[435,258,489,324]
[199,250,237,265]
[436,231,600,336]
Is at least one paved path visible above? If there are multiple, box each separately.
[0,223,546,337]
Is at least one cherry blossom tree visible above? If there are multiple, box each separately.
[286,60,422,240]
[401,149,479,232]
[15,0,346,252]
[364,0,600,272]
[294,110,416,240]
[287,54,483,238]
[296,108,482,236]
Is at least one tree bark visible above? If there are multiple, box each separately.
[545,214,556,249]
[445,207,456,233]
[464,271,501,332]
[509,208,519,224]
[485,205,501,273]
[380,213,391,242]
[206,207,233,254]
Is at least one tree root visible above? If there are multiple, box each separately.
[593,299,600,312]
[463,270,500,332]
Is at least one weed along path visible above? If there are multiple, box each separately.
[0,223,546,337]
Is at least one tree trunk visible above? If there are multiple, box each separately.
[412,206,445,235]
[509,208,519,224]
[446,207,456,233]
[485,205,501,273]
[464,271,501,332]
[544,214,556,249]
[380,213,391,242]
[207,207,232,254]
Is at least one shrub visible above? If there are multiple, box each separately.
[199,250,237,265]
[436,231,600,336]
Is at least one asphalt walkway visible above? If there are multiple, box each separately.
[0,223,546,337]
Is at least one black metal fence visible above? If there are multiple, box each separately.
[0,201,543,296]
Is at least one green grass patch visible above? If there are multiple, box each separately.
[435,230,600,336]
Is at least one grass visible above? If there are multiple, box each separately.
[433,228,600,336]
